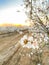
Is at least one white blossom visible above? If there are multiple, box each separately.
[28,36,33,42]
[37,63,41,65]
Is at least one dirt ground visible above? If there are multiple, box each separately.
[0,32,49,65]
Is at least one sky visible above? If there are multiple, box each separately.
[0,0,23,7]
[0,0,49,25]
[0,0,28,25]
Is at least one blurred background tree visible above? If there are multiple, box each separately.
[24,0,49,33]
